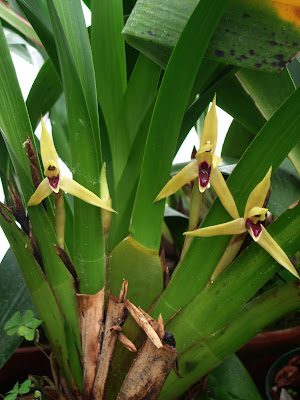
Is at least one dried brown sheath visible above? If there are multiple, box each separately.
[116,339,178,400]
[77,288,105,400]
[92,281,128,399]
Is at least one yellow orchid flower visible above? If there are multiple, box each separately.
[28,118,116,213]
[185,167,299,279]
[154,95,239,220]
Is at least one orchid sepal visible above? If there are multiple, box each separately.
[154,161,198,202]
[210,167,240,219]
[258,226,299,279]
[244,167,272,220]
[28,178,52,206]
[59,177,117,213]
[184,218,246,237]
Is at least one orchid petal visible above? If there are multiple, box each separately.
[54,192,65,249]
[40,117,59,171]
[210,168,240,219]
[184,218,246,237]
[258,226,300,279]
[199,94,217,154]
[244,167,272,219]
[59,176,116,213]
[195,142,213,157]
[27,178,52,206]
[247,206,268,222]
[212,154,222,169]
[154,161,198,202]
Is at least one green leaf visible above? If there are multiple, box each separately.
[50,94,71,169]
[47,0,105,293]
[160,280,300,400]
[269,158,300,216]
[16,0,60,72]
[21,309,34,324]
[0,22,80,356]
[26,58,62,130]
[152,85,300,322]
[91,0,128,186]
[0,0,41,45]
[0,207,77,388]
[50,0,101,163]
[130,0,230,250]
[0,250,34,369]
[205,354,262,400]
[124,53,160,145]
[19,379,31,394]
[4,393,18,400]
[217,75,266,134]
[236,67,295,120]
[221,120,254,159]
[123,0,300,72]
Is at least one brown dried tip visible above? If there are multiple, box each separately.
[29,229,43,268]
[119,280,128,303]
[126,300,163,349]
[54,244,77,282]
[156,314,165,341]
[24,134,41,189]
[7,180,29,235]
[118,332,137,353]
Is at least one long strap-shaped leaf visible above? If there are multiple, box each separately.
[50,0,101,163]
[26,58,62,130]
[0,210,78,389]
[0,0,41,46]
[130,0,230,250]
[91,0,128,188]
[47,0,105,294]
[152,85,300,321]
[17,0,60,73]
[160,279,300,399]
[0,18,81,362]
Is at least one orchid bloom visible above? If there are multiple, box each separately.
[185,167,299,279]
[28,118,115,213]
[155,95,239,220]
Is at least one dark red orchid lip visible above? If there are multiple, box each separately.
[198,161,211,189]
[246,218,262,239]
[48,175,59,189]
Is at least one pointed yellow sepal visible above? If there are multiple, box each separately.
[210,168,240,219]
[258,226,300,279]
[28,178,52,206]
[154,161,198,202]
[184,218,246,237]
[200,94,217,154]
[59,177,116,213]
[244,167,272,219]
[40,117,59,171]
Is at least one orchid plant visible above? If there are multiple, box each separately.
[0,0,299,399]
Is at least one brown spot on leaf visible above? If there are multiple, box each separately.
[230,49,235,56]
[215,50,225,57]
[255,63,262,68]
[249,49,255,55]
[269,41,277,46]
[274,54,284,60]
[243,13,250,18]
